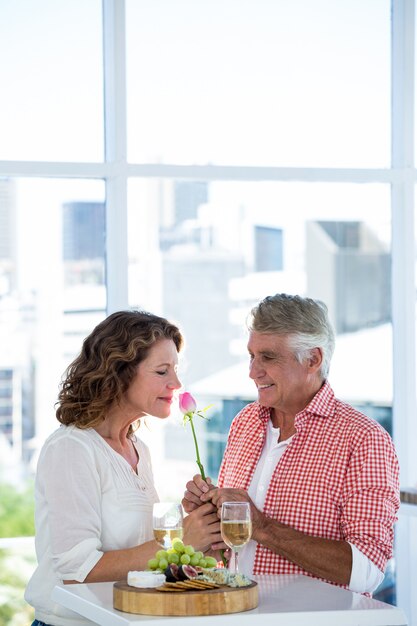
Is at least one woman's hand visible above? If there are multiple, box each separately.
[182,501,224,553]
[182,474,216,513]
[208,547,232,564]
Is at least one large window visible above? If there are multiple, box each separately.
[0,0,103,162]
[126,0,390,168]
[0,1,416,624]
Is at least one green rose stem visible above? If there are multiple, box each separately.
[179,392,227,567]
[188,415,206,481]
[188,413,226,567]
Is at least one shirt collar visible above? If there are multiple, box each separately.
[254,379,335,429]
[256,403,274,424]
[294,380,335,430]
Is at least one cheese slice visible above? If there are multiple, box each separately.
[127,570,166,588]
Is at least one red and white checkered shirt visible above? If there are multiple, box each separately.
[218,380,400,577]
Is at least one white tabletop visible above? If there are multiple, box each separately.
[52,574,408,626]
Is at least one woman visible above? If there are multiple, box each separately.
[26,310,221,626]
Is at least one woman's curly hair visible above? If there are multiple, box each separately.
[56,310,183,434]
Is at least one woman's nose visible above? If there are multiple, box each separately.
[169,372,182,389]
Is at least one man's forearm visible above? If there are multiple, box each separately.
[253,512,352,585]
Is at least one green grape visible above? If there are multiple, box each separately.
[180,553,191,564]
[205,556,218,568]
[156,549,168,560]
[194,551,204,561]
[147,558,159,570]
[190,554,200,566]
[198,558,207,568]
[172,539,185,553]
[158,558,168,570]
[184,545,195,556]
[167,547,177,554]
[168,552,180,564]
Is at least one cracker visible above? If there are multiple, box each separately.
[163,581,193,590]
[184,580,220,589]
[155,579,221,592]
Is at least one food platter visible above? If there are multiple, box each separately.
[113,579,258,616]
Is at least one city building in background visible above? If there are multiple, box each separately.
[0,178,17,296]
[0,178,396,483]
[63,201,105,286]
[306,220,391,333]
[174,181,209,223]
[254,225,284,272]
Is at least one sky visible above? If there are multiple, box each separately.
[0,0,391,166]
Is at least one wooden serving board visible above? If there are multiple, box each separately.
[113,580,258,616]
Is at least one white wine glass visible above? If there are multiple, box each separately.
[220,501,252,574]
[152,502,184,549]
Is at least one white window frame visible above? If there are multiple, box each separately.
[0,0,416,620]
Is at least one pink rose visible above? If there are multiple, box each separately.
[179,391,197,415]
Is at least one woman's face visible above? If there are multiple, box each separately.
[122,338,182,419]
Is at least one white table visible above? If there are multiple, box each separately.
[52,574,408,626]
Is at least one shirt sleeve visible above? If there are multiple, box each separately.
[37,434,104,582]
[348,542,385,593]
[217,425,234,487]
[217,409,243,487]
[340,427,400,572]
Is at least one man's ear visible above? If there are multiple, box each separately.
[308,347,323,372]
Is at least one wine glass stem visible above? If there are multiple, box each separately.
[234,550,239,574]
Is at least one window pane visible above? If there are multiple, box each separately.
[128,179,392,496]
[126,0,390,167]
[0,0,103,161]
[0,177,106,478]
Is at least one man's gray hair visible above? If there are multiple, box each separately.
[247,293,335,378]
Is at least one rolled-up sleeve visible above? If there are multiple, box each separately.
[38,435,104,581]
[340,428,400,572]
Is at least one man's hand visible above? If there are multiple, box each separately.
[203,487,352,586]
[182,474,216,513]
[201,487,265,535]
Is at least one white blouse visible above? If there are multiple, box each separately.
[25,424,159,626]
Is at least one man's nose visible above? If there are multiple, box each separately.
[249,357,263,380]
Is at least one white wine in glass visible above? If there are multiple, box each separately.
[220,501,252,574]
[152,502,184,549]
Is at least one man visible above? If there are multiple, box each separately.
[183,294,400,594]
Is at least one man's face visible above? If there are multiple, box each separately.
[247,331,321,416]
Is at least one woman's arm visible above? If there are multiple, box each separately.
[66,539,160,584]
[42,435,222,584]
[64,501,222,583]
